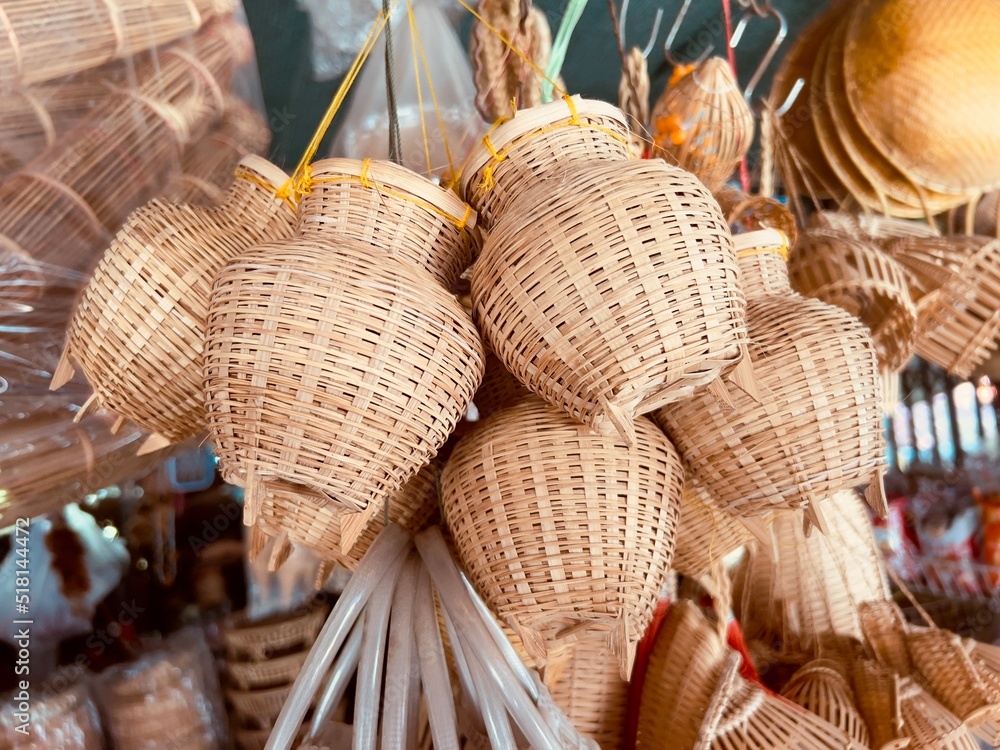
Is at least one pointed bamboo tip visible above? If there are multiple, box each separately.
[728,355,763,403]
[866,472,889,519]
[598,396,637,448]
[707,376,736,412]
[50,350,76,391]
[243,474,265,526]
[137,432,172,456]
[513,620,548,668]
[338,503,378,555]
[803,501,830,537]
[248,524,269,563]
[110,415,127,435]
[612,616,637,680]
[740,515,772,546]
[267,531,293,572]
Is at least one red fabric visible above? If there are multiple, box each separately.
[624,599,672,750]
[726,617,762,685]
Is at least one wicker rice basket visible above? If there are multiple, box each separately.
[441,395,682,676]
[651,57,755,193]
[789,229,917,372]
[656,229,887,518]
[459,96,632,232]
[544,635,629,749]
[883,235,1000,378]
[781,660,871,748]
[636,600,728,750]
[473,156,750,444]
[205,216,484,537]
[54,156,296,451]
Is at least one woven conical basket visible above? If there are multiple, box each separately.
[441,395,682,676]
[789,229,917,372]
[205,224,484,537]
[473,157,749,444]
[459,96,632,232]
[651,56,755,193]
[53,156,297,450]
[636,600,728,750]
[781,659,871,748]
[656,229,887,518]
[544,635,629,749]
[852,658,909,750]
[883,235,1000,378]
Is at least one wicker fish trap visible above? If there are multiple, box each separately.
[205,231,484,535]
[789,229,917,371]
[459,96,632,232]
[656,229,887,518]
[857,600,912,676]
[473,156,750,445]
[883,235,1000,378]
[781,659,871,748]
[53,156,296,451]
[441,396,682,677]
[651,57,755,193]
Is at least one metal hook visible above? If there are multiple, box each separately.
[729,4,788,106]
[619,0,664,59]
[664,0,715,67]
[774,77,805,116]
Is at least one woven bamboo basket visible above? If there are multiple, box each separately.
[843,0,1000,195]
[857,600,912,676]
[636,600,729,749]
[781,660,871,747]
[672,474,761,578]
[471,349,529,418]
[852,659,908,750]
[441,396,682,676]
[714,186,798,247]
[882,235,1000,378]
[734,490,889,657]
[256,459,439,567]
[656,229,887,518]
[223,605,327,662]
[225,648,309,691]
[54,156,297,450]
[789,229,917,372]
[459,96,632,232]
[544,635,629,750]
[897,678,980,750]
[205,220,484,539]
[651,56,755,193]
[696,655,862,750]
[227,682,295,723]
[474,156,750,444]
[906,628,1000,725]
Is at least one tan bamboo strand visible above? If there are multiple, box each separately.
[0,0,235,90]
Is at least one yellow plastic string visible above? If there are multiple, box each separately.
[404,0,433,176]
[735,237,790,261]
[407,0,455,177]
[234,169,298,212]
[359,158,374,189]
[563,94,580,124]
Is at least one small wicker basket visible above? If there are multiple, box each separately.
[656,229,887,518]
[225,648,309,692]
[906,627,1000,724]
[473,156,750,444]
[781,660,871,748]
[53,156,297,450]
[651,57,755,193]
[441,395,683,677]
[714,186,798,247]
[852,658,908,750]
[857,600,912,676]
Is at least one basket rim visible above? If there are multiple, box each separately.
[732,228,787,253]
[458,95,628,196]
[309,157,475,230]
[237,154,291,191]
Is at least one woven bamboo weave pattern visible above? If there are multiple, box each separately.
[852,659,907,750]
[906,628,998,723]
[673,475,757,578]
[781,660,871,748]
[474,157,748,443]
[897,678,980,750]
[441,396,681,674]
[857,600,911,676]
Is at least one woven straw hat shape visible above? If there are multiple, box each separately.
[734,490,889,656]
[544,635,629,749]
[460,96,632,232]
[205,229,483,531]
[656,230,886,517]
[672,474,759,578]
[651,56,755,193]
[781,659,871,747]
[636,601,728,749]
[789,229,917,371]
[441,396,682,676]
[844,0,1000,195]
[55,156,296,448]
[883,235,1000,378]
[473,156,749,444]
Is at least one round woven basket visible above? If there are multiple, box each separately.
[906,627,999,724]
[672,474,760,579]
[299,158,476,289]
[781,659,871,748]
[459,96,631,232]
[656,229,886,518]
[636,600,728,750]
[205,231,484,533]
[883,235,1000,378]
[257,459,439,567]
[651,56,755,193]
[844,0,1000,195]
[473,157,749,444]
[54,156,297,449]
[441,395,682,676]
[789,229,917,372]
[857,600,912,676]
[544,635,629,749]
